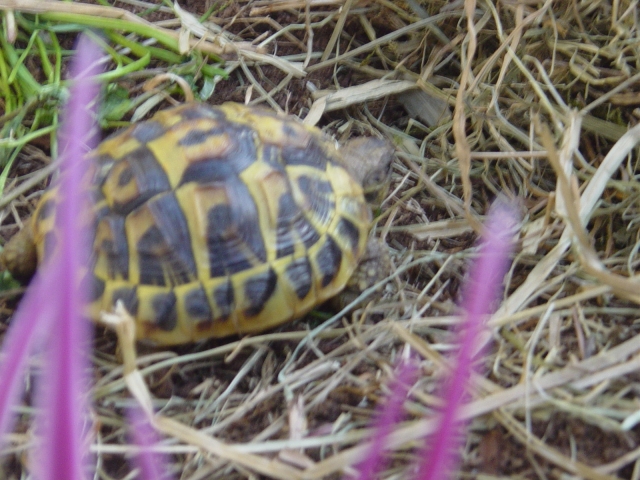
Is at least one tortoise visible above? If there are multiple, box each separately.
[0,102,394,345]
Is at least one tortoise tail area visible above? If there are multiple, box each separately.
[0,221,38,283]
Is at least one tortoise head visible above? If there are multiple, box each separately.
[340,136,394,206]
[0,221,38,283]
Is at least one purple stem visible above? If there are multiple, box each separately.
[128,407,172,480]
[415,200,517,480]
[356,358,419,480]
[0,270,60,451]
[0,34,102,462]
[34,34,102,480]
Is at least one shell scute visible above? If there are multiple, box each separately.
[290,172,335,232]
[110,285,139,317]
[211,278,235,322]
[128,192,197,286]
[205,194,267,275]
[182,285,212,322]
[280,137,333,170]
[283,256,313,301]
[335,217,361,258]
[243,267,278,317]
[103,146,171,215]
[130,120,165,144]
[313,235,343,288]
[150,290,178,332]
[83,273,105,302]
[94,215,129,280]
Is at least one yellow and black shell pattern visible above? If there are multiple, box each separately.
[30,103,371,345]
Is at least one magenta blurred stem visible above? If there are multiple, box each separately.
[0,271,60,450]
[415,202,516,480]
[0,33,102,463]
[33,34,102,480]
[128,407,171,480]
[356,359,419,480]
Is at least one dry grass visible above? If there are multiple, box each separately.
[1,0,640,478]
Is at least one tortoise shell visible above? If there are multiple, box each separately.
[28,103,372,345]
